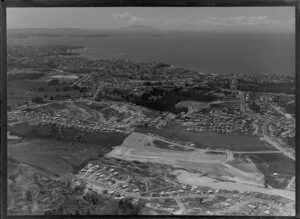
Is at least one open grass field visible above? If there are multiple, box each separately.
[80,131,128,146]
[138,127,275,152]
[8,138,113,176]
[244,153,295,189]
[8,79,80,109]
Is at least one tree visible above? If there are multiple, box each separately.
[25,190,33,201]
[48,79,60,86]
[86,208,91,215]
[57,206,64,214]
[33,174,39,183]
[249,101,261,113]
[50,96,54,100]
[38,87,46,92]
[55,95,63,100]
[155,62,170,68]
[199,197,203,203]
[264,180,268,188]
[31,96,45,104]
[79,87,87,93]
[118,198,141,215]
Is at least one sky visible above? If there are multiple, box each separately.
[7,7,295,32]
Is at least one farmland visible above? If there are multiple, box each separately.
[8,138,112,176]
[8,78,81,109]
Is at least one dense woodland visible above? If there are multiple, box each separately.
[96,85,220,114]
[45,193,142,215]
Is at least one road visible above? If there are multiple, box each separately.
[264,136,295,161]
[207,99,240,108]
[141,185,174,195]
[92,83,102,100]
[286,176,295,190]
[262,117,295,161]
[220,88,295,98]
[239,91,246,113]
[174,194,186,214]
[72,74,91,87]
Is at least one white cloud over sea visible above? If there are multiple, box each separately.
[112,12,294,31]
[200,16,280,26]
[112,12,142,25]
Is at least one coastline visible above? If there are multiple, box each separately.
[70,46,209,73]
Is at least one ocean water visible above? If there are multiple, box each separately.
[8,31,295,76]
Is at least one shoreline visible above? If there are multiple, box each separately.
[70,46,294,78]
[71,46,216,74]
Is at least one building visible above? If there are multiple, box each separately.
[230,78,238,90]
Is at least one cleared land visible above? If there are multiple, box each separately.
[107,132,265,186]
[152,139,194,152]
[48,74,79,81]
[107,132,227,164]
[138,127,276,152]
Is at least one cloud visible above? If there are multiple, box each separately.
[201,16,281,26]
[112,12,142,25]
[111,12,295,31]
